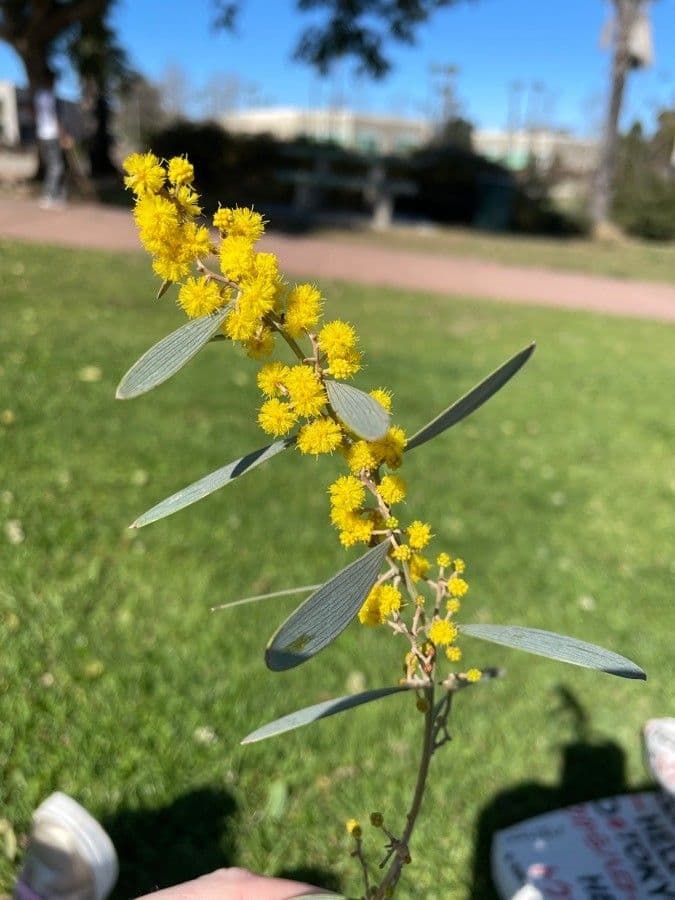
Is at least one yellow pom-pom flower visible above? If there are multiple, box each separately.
[407,521,432,550]
[371,425,407,469]
[318,320,357,358]
[454,558,466,574]
[167,156,194,186]
[180,221,211,261]
[123,152,165,195]
[448,577,469,598]
[446,598,461,614]
[285,365,326,418]
[378,584,402,618]
[465,668,482,682]
[337,511,374,547]
[178,277,226,318]
[345,440,377,474]
[219,235,257,281]
[257,398,297,436]
[174,185,201,217]
[285,284,322,338]
[428,619,458,647]
[152,253,191,283]
[446,646,462,662]
[391,543,411,562]
[358,582,401,625]
[358,585,382,625]
[133,194,181,254]
[329,475,365,512]
[254,251,281,284]
[229,207,265,243]
[257,362,289,398]
[297,418,343,456]
[244,328,275,359]
[410,553,430,582]
[436,552,451,567]
[369,388,392,412]
[379,474,406,505]
[223,306,260,342]
[213,207,234,232]
[239,271,278,318]
[325,348,362,380]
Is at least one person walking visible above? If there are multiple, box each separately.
[34,68,70,210]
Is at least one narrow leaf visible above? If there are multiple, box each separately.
[325,380,389,441]
[116,305,232,399]
[211,584,321,612]
[459,624,646,680]
[242,686,410,744]
[266,541,390,671]
[406,343,535,452]
[156,279,172,300]
[131,438,294,528]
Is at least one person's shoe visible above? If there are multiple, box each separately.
[13,793,118,900]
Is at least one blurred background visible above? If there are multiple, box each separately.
[0,2,673,898]
[1,0,675,237]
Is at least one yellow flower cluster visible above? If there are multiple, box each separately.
[124,153,213,285]
[358,584,403,626]
[328,473,377,547]
[257,364,328,437]
[318,321,362,379]
[428,619,458,647]
[126,151,477,679]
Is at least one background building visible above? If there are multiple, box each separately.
[220,106,433,154]
[474,127,599,175]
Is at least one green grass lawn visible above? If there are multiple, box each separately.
[0,240,673,899]
[320,223,675,284]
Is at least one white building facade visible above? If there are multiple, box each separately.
[221,107,433,154]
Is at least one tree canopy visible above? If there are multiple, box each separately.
[214,0,463,77]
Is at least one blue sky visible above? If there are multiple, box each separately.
[1,0,673,134]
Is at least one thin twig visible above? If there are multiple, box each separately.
[373,684,435,898]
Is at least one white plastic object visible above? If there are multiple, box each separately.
[644,718,675,796]
[31,792,118,900]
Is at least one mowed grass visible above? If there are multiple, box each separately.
[321,223,675,284]
[0,240,673,899]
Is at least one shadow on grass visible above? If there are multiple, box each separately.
[102,786,342,898]
[103,787,237,899]
[468,686,651,900]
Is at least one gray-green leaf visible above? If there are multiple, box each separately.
[242,686,410,744]
[116,305,232,399]
[459,624,645,680]
[131,438,294,528]
[265,541,390,671]
[325,380,389,441]
[406,343,535,452]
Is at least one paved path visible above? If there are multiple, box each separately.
[2,196,675,322]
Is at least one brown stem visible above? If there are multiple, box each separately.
[373,684,435,898]
[269,320,306,363]
[352,837,371,898]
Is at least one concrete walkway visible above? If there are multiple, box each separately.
[2,196,675,322]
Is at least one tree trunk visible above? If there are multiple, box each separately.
[589,0,639,233]
[88,88,117,177]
